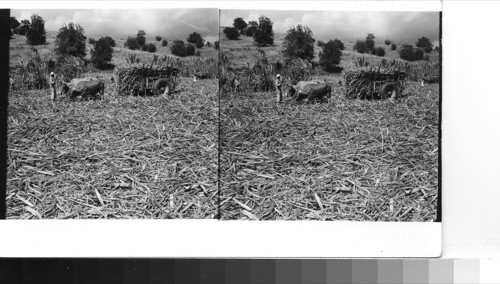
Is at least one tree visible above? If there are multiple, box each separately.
[124,36,139,50]
[90,36,114,68]
[156,35,162,41]
[282,25,315,61]
[54,22,86,58]
[170,40,186,57]
[136,30,146,48]
[18,19,30,36]
[214,41,219,50]
[353,40,368,54]
[375,46,385,57]
[319,39,342,72]
[223,27,240,40]
[332,39,345,50]
[385,39,391,45]
[245,20,258,36]
[187,32,204,48]
[253,16,274,46]
[186,44,196,56]
[10,17,20,35]
[391,43,397,50]
[365,33,375,50]
[399,44,414,61]
[88,37,96,45]
[233,17,248,33]
[317,40,325,48]
[26,14,46,45]
[414,48,424,60]
[416,36,433,53]
[206,41,211,47]
[102,36,116,47]
[162,39,168,47]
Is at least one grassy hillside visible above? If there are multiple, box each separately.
[219,30,439,70]
[10,32,218,69]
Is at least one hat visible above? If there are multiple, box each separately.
[50,72,55,76]
[276,74,281,78]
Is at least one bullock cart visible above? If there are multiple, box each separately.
[343,68,407,100]
[115,63,180,96]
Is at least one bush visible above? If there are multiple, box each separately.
[136,30,146,48]
[124,36,139,50]
[18,19,30,36]
[317,40,325,47]
[282,24,315,61]
[195,50,201,56]
[233,17,248,33]
[143,42,156,53]
[206,41,211,47]
[319,39,342,72]
[399,44,414,61]
[416,36,433,53]
[375,46,385,57]
[366,33,375,50]
[187,32,204,48]
[414,48,424,60]
[90,36,114,69]
[186,44,196,56]
[399,45,426,61]
[88,37,96,45]
[156,35,162,41]
[170,40,186,57]
[26,14,46,45]
[253,16,274,46]
[54,22,86,58]
[353,40,368,54]
[385,39,391,45]
[223,27,240,40]
[391,43,397,50]
[214,41,219,50]
[245,21,258,37]
[10,17,20,35]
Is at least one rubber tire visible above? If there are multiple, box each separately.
[380,82,399,100]
[153,78,171,96]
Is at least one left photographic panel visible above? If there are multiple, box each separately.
[6,9,219,219]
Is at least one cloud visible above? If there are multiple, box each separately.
[220,10,440,45]
[11,9,219,41]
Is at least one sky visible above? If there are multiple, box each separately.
[11,9,219,43]
[220,10,440,46]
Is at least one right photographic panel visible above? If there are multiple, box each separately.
[219,10,441,221]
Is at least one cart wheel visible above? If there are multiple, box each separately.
[153,78,171,96]
[380,82,399,100]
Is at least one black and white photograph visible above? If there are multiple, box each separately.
[6,9,219,219]
[219,10,440,221]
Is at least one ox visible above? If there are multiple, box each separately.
[283,80,332,103]
[420,76,439,86]
[61,78,104,100]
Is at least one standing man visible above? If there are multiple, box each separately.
[49,72,57,101]
[275,74,283,103]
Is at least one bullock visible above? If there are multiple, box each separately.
[420,75,439,86]
[61,78,104,100]
[283,81,332,103]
